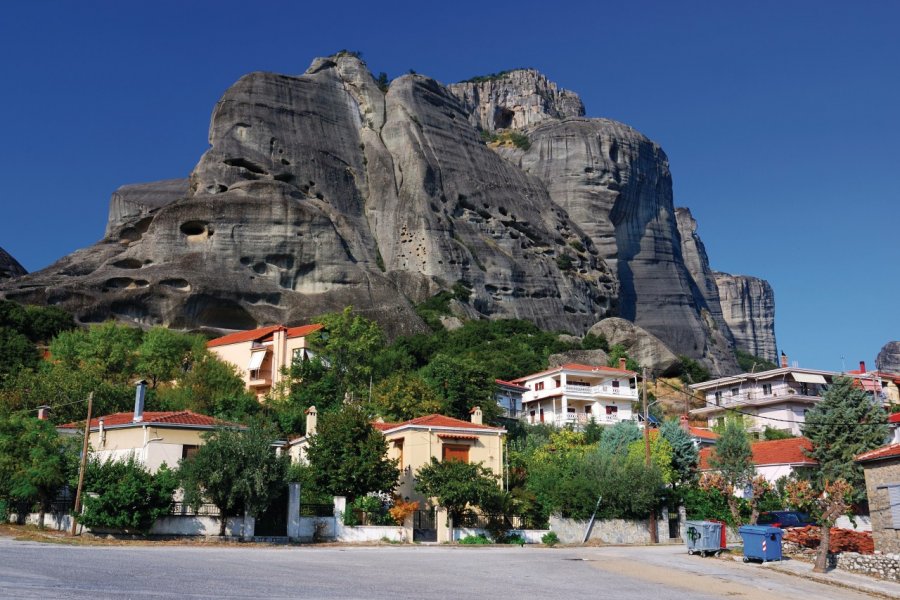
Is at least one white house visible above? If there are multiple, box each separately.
[512,361,638,428]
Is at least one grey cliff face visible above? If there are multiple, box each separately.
[714,272,777,363]
[0,247,26,281]
[876,341,900,374]
[0,57,774,371]
[448,69,584,132]
[0,55,615,336]
[588,317,681,376]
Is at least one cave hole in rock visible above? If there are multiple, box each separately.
[493,108,514,130]
[180,295,257,331]
[223,157,268,175]
[160,278,192,292]
[111,301,150,321]
[252,262,268,274]
[180,221,212,241]
[274,173,294,183]
[112,258,144,269]
[266,254,294,269]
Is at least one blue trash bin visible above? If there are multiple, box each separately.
[738,525,783,562]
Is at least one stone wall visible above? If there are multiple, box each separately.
[862,458,900,553]
[835,551,900,582]
[550,516,668,545]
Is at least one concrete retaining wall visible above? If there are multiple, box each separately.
[8,512,254,538]
[7,512,73,532]
[550,516,669,545]
[294,516,336,542]
[452,527,549,544]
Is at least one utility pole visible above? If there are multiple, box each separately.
[643,368,658,544]
[70,392,93,536]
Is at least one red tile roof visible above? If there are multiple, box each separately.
[855,443,900,463]
[512,362,636,382]
[60,410,237,430]
[496,378,528,390]
[689,426,719,440]
[699,437,816,470]
[372,421,401,432]
[889,412,900,424]
[393,414,503,431]
[207,324,322,348]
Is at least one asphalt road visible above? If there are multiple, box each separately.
[0,536,875,600]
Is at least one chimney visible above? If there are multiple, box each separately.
[470,406,483,425]
[859,360,867,373]
[619,357,627,370]
[780,352,788,368]
[133,380,147,422]
[679,414,690,433]
[37,405,51,421]
[98,418,106,447]
[305,406,317,436]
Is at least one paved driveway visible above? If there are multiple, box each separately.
[0,536,876,599]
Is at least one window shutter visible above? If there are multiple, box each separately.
[888,485,900,529]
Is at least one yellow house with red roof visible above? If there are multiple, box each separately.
[60,405,239,473]
[288,407,506,505]
[207,323,322,398]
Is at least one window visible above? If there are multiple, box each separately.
[535,382,545,391]
[182,445,200,460]
[393,439,404,470]
[555,379,561,388]
[714,391,722,406]
[539,408,544,423]
[605,405,618,415]
[887,485,900,529]
[762,383,772,396]
[442,444,469,463]
[292,348,310,364]
[612,380,620,388]
[800,383,810,396]
[529,410,536,423]
[585,405,592,414]
[731,387,739,397]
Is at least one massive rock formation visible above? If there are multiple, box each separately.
[0,247,26,281]
[714,273,777,362]
[0,55,775,374]
[876,341,900,374]
[448,69,584,132]
[587,317,681,376]
[0,55,614,337]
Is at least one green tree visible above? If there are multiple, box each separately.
[369,372,446,421]
[626,434,675,485]
[50,322,144,384]
[581,333,609,352]
[80,455,178,534]
[159,346,257,422]
[305,404,399,502]
[137,327,196,388]
[660,419,699,486]
[762,426,794,440]
[599,420,641,455]
[607,344,640,372]
[708,418,755,525]
[420,353,498,422]
[677,355,710,384]
[802,376,889,503]
[304,307,386,403]
[0,327,39,379]
[735,349,777,373]
[0,300,74,343]
[414,459,502,523]
[180,423,288,536]
[0,415,78,528]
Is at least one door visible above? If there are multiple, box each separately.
[255,486,288,537]
[413,508,437,542]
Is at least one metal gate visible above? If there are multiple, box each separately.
[255,488,288,537]
[413,509,436,542]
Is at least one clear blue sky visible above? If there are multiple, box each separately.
[1,0,897,371]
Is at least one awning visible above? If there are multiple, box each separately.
[437,434,478,441]
[792,372,827,384]
[248,349,267,370]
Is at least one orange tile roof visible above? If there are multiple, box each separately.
[372,421,401,432]
[690,426,719,440]
[207,323,322,347]
[496,378,528,390]
[699,437,816,470]
[512,362,636,382]
[855,443,900,463]
[60,410,238,430]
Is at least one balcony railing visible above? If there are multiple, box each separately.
[563,383,637,398]
[555,413,629,427]
[710,388,821,408]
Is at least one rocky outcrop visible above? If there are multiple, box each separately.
[587,317,681,376]
[105,179,188,237]
[714,273,777,362]
[0,56,774,369]
[876,342,900,374]
[0,54,615,337]
[548,349,609,368]
[0,247,26,281]
[448,69,584,132]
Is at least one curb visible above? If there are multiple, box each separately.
[764,560,900,600]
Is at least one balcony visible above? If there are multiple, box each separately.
[248,369,272,388]
[563,383,638,399]
[554,413,631,428]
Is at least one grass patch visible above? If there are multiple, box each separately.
[481,130,531,151]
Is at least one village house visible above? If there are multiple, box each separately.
[59,382,239,473]
[855,443,900,554]
[207,323,322,398]
[512,361,638,428]
[494,379,526,419]
[288,407,506,506]
[699,437,817,488]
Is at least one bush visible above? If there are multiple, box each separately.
[458,533,491,545]
[80,456,178,534]
[541,531,560,546]
[503,533,526,545]
[681,485,741,526]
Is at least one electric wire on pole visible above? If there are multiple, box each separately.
[70,392,93,536]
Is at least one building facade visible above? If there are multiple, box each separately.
[207,324,322,398]
[856,444,900,554]
[512,362,638,428]
[494,379,526,419]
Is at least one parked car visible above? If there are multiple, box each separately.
[756,511,813,528]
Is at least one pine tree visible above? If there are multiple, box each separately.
[801,376,889,503]
[660,419,699,486]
